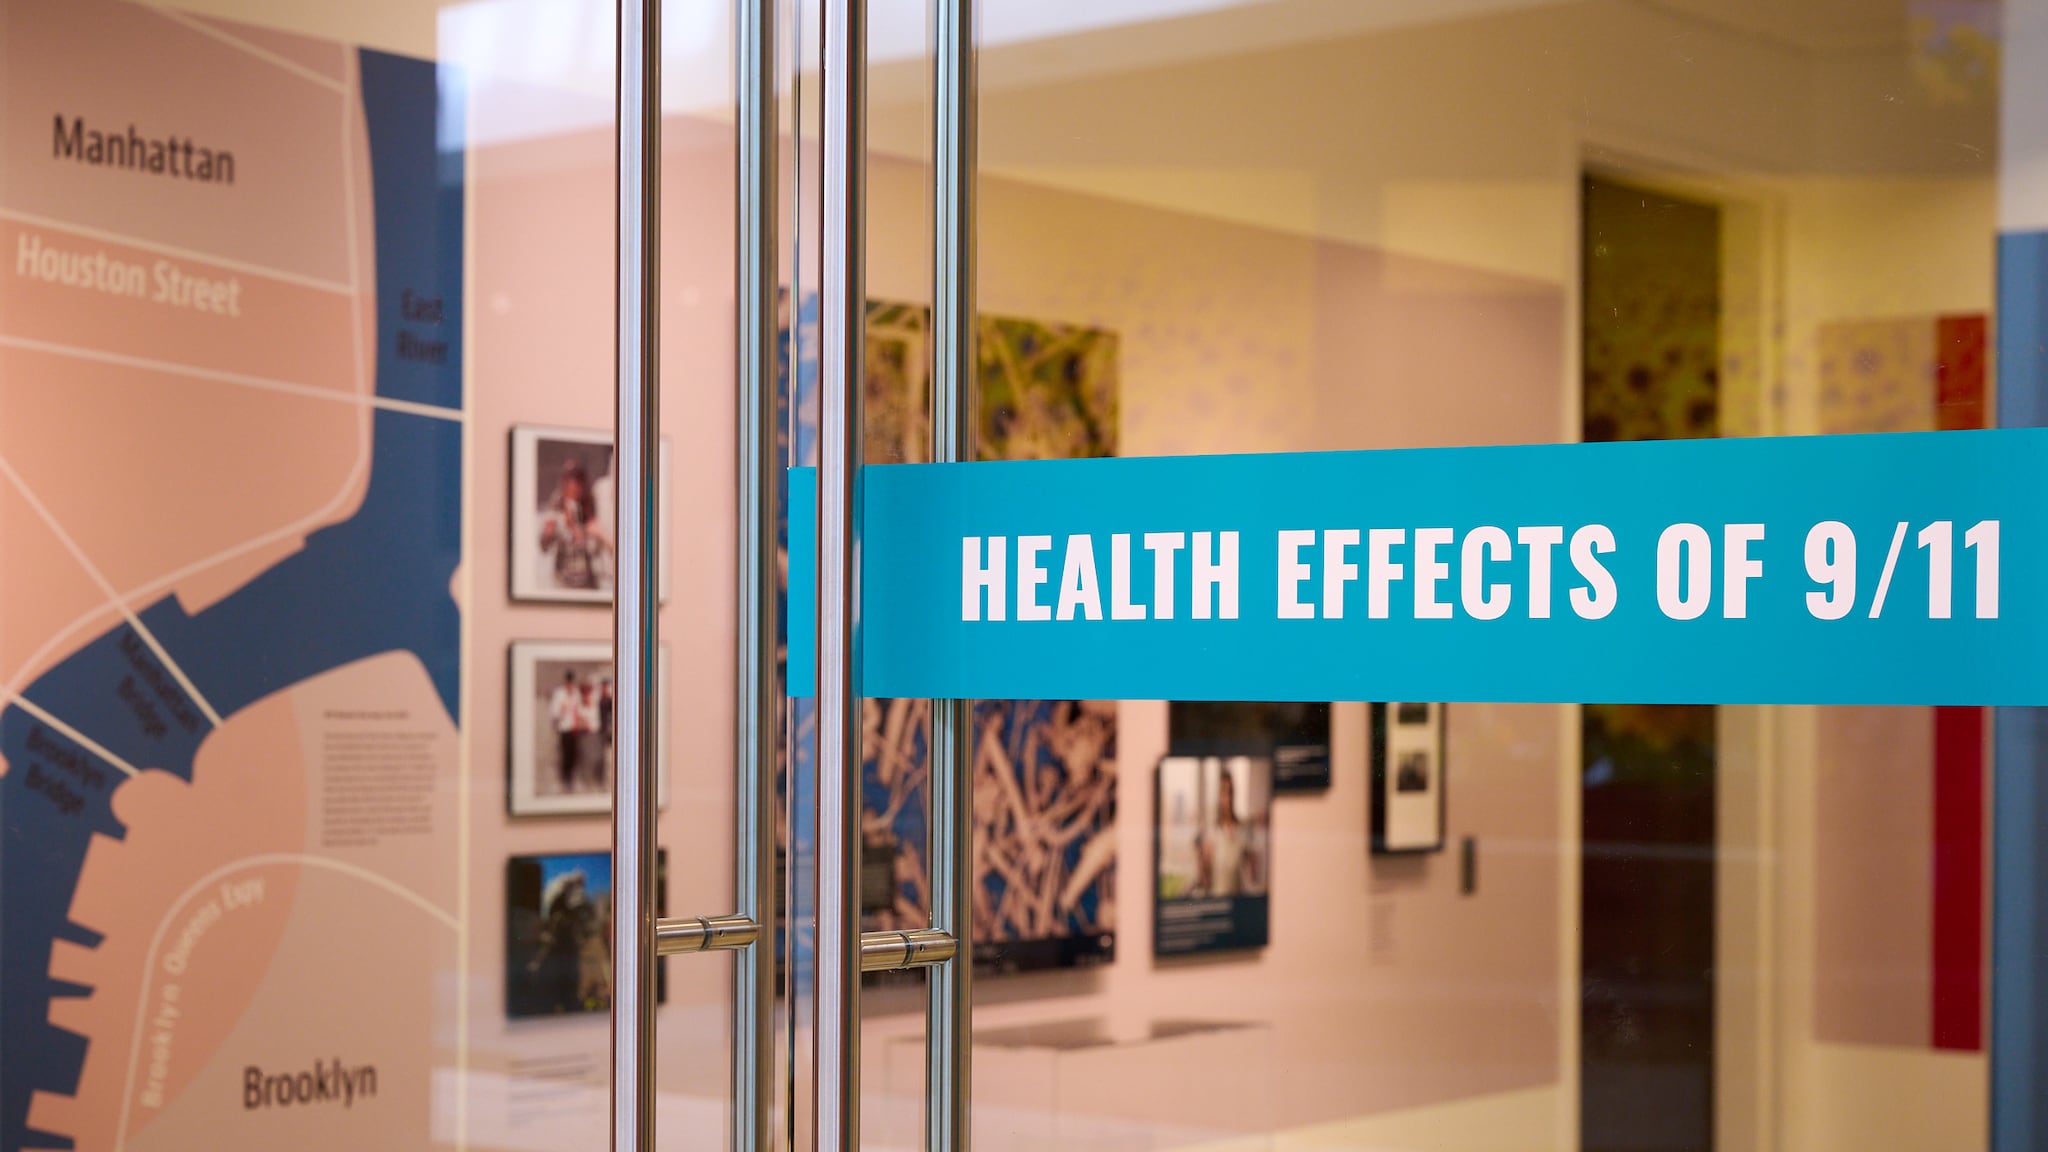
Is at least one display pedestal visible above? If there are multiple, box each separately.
[884,1017,1274,1151]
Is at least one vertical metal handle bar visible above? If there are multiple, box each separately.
[735,0,779,1144]
[612,0,662,1146]
[928,0,976,1148]
[817,0,866,1145]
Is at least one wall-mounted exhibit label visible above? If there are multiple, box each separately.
[789,428,2048,703]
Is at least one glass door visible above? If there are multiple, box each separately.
[787,1,2048,1151]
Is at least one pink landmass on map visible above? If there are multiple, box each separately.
[0,0,379,693]
[36,691,306,1149]
[39,652,459,1148]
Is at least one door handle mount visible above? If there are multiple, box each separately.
[861,928,959,972]
[654,914,762,956]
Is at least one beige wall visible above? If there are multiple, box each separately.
[463,114,741,1146]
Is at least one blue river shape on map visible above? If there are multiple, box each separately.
[1,49,464,1152]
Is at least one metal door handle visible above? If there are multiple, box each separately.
[612,0,777,1147]
[928,0,978,1143]
[816,0,977,1147]
[657,914,764,955]
[815,0,865,1142]
[611,0,663,1145]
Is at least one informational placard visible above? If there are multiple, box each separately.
[789,428,2048,704]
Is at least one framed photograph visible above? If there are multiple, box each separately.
[505,850,665,1018]
[1154,754,1272,956]
[1371,702,1446,854]
[508,640,669,817]
[508,425,671,604]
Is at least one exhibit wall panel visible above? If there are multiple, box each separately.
[0,9,479,1150]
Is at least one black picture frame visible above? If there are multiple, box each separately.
[1370,702,1447,854]
[1168,701,1331,792]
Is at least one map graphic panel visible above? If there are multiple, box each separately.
[0,4,465,1150]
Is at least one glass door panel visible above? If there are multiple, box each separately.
[0,1,766,1150]
[829,1,2024,1149]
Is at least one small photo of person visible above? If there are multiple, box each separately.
[506,852,614,1017]
[510,426,669,603]
[505,851,666,1018]
[1196,756,1271,898]
[542,661,612,793]
[1157,755,1272,900]
[1154,754,1272,956]
[538,452,612,593]
[507,641,666,817]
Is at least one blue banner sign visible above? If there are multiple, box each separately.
[788,429,2048,704]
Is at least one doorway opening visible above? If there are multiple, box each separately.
[1578,171,1723,1152]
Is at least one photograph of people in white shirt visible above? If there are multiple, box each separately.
[537,660,611,794]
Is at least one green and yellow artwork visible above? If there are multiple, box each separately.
[975,313,1118,462]
[860,300,1119,464]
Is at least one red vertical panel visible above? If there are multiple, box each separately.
[1931,316,1988,1052]
[1936,314,1988,431]
[1932,704,1986,1051]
